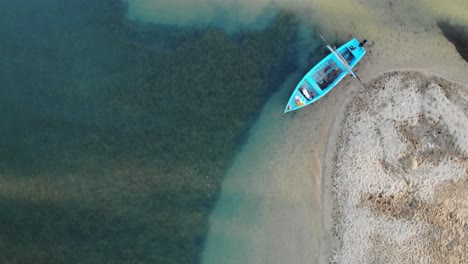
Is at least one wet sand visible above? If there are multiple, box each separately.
[201,2,468,264]
[318,14,468,262]
[201,71,344,263]
[122,1,468,263]
[204,29,468,264]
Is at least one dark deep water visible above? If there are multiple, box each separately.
[0,0,300,263]
[437,21,468,63]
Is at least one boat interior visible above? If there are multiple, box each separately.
[311,46,357,90]
[299,81,318,101]
[312,59,344,89]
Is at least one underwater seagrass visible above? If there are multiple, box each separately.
[0,1,300,263]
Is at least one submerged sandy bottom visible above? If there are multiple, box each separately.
[201,71,340,263]
[331,71,468,263]
[199,1,468,263]
[201,24,468,264]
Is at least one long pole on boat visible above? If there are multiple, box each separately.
[314,27,364,83]
[328,46,362,82]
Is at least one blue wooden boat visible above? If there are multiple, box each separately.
[284,38,367,113]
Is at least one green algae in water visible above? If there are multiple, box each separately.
[0,1,299,263]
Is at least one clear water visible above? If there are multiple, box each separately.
[1,0,467,263]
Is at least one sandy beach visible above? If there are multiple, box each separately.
[3,1,467,263]
[200,1,468,263]
[317,7,468,262]
[328,70,468,263]
[122,1,468,262]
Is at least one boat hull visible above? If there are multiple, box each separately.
[284,38,366,113]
